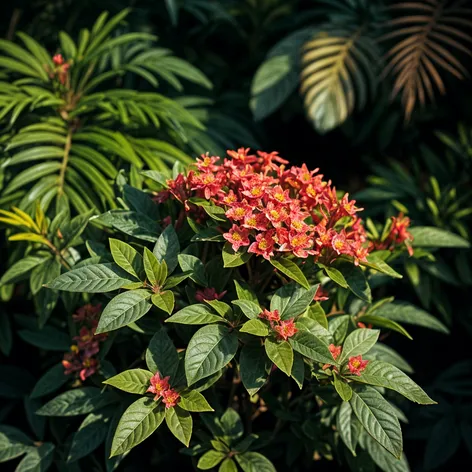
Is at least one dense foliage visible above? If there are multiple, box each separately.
[1,1,472,471]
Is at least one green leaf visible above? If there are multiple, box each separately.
[197,450,226,470]
[219,408,244,443]
[410,226,470,248]
[96,289,152,333]
[239,319,269,336]
[145,328,179,379]
[289,330,334,364]
[143,247,167,287]
[323,266,349,288]
[308,303,328,329]
[232,300,261,320]
[363,434,410,472]
[37,387,115,417]
[48,263,137,292]
[343,264,372,303]
[30,258,61,295]
[270,283,318,319]
[164,271,191,289]
[179,390,214,412]
[96,210,160,242]
[235,451,276,472]
[351,361,435,405]
[15,443,54,472]
[337,401,361,456]
[339,329,380,364]
[219,458,238,472]
[166,304,223,325]
[251,55,292,95]
[151,291,175,315]
[234,280,258,303]
[30,364,69,399]
[205,300,232,318]
[333,372,353,401]
[0,425,33,463]
[270,258,309,289]
[361,256,403,279]
[350,387,403,458]
[165,406,193,446]
[185,325,238,385]
[264,338,293,376]
[357,315,412,340]
[365,344,413,374]
[0,256,46,287]
[110,397,165,457]
[291,352,305,389]
[240,344,270,396]
[424,416,461,470]
[110,239,143,279]
[103,369,153,394]
[178,254,207,286]
[222,243,252,268]
[370,302,449,334]
[68,410,111,462]
[18,326,70,351]
[154,225,180,273]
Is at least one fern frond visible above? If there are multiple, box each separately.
[300,28,380,133]
[383,0,472,119]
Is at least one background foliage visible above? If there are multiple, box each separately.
[1,0,472,471]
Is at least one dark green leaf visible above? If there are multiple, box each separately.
[111,398,165,456]
[30,364,69,399]
[166,304,223,325]
[145,328,179,379]
[154,225,180,273]
[265,338,293,376]
[339,329,380,364]
[289,330,334,364]
[185,325,238,385]
[96,289,152,333]
[48,263,137,293]
[103,369,153,395]
[37,387,115,417]
[165,406,192,446]
[270,258,310,289]
[240,344,270,396]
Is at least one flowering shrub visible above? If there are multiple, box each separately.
[0,149,444,471]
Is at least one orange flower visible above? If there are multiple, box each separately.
[162,389,180,408]
[329,344,342,360]
[348,355,369,376]
[259,309,281,323]
[274,319,298,341]
[147,372,171,401]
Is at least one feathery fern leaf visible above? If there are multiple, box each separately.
[301,28,380,133]
[383,0,472,119]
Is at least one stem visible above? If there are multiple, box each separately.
[58,126,73,196]
[6,8,21,40]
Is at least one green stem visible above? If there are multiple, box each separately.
[58,126,73,197]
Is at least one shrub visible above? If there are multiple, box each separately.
[0,149,442,471]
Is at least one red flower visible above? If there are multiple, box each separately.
[314,286,329,302]
[242,212,267,231]
[347,355,369,376]
[248,230,275,260]
[73,303,102,323]
[147,372,171,401]
[162,389,180,408]
[53,54,64,65]
[259,309,281,323]
[195,287,227,302]
[328,344,342,360]
[274,319,298,341]
[223,225,250,252]
[332,231,349,255]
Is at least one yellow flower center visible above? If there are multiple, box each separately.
[258,239,268,250]
[234,208,245,217]
[232,232,241,241]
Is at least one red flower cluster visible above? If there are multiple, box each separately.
[195,287,227,302]
[147,372,180,408]
[347,355,369,376]
[50,53,70,85]
[259,309,298,341]
[62,304,107,381]
[370,213,414,256]
[164,149,369,264]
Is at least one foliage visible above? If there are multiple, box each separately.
[251,0,472,132]
[0,148,451,472]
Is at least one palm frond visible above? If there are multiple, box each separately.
[383,0,472,119]
[300,27,380,133]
